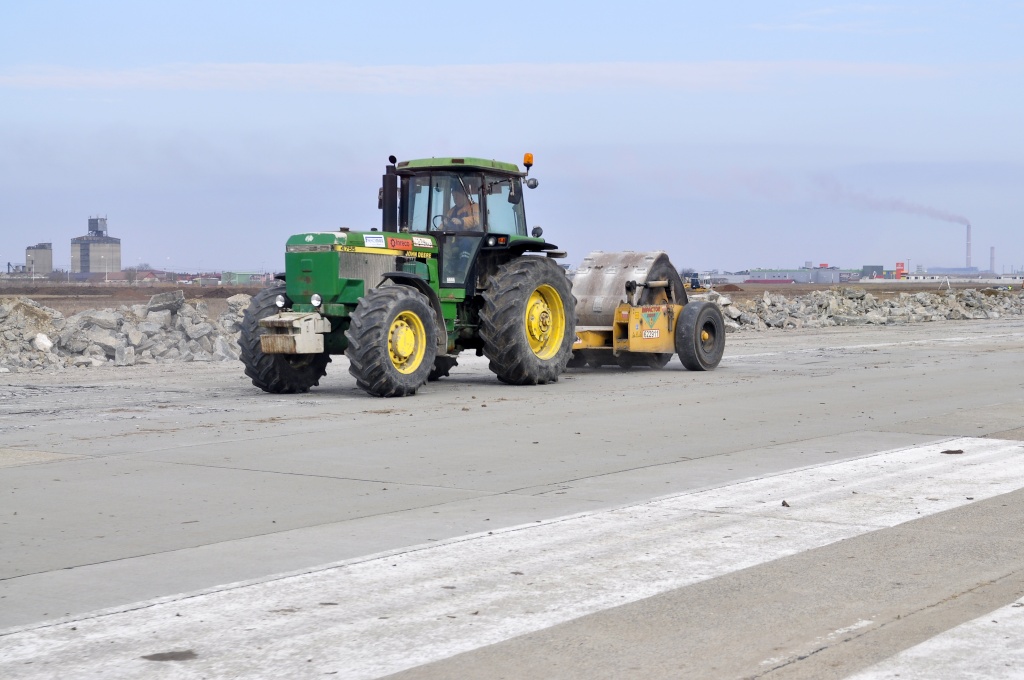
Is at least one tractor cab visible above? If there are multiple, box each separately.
[386,156,538,290]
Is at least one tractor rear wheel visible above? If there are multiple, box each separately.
[480,257,576,385]
[345,286,438,397]
[676,302,725,371]
[239,285,331,393]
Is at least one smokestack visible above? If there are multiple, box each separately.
[991,246,995,275]
[966,223,972,268]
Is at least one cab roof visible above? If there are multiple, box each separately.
[396,156,523,176]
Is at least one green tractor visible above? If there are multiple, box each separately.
[239,154,576,397]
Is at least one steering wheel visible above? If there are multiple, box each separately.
[432,214,459,229]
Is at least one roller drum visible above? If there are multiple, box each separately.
[571,251,685,327]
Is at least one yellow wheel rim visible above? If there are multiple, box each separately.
[388,310,426,374]
[524,284,566,360]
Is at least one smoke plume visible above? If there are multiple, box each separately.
[813,175,969,226]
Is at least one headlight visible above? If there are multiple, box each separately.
[486,236,497,247]
[275,295,286,308]
[310,293,323,307]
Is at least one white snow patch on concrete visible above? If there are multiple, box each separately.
[1,437,1022,680]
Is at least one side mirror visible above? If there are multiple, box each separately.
[526,178,539,189]
[531,226,543,238]
[508,186,522,204]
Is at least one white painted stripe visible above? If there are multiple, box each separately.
[848,600,1024,679]
[1,437,1022,680]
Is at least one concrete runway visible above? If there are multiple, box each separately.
[1,319,1023,677]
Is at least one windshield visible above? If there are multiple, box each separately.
[404,172,527,235]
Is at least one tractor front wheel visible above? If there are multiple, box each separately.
[239,285,331,393]
[480,257,576,385]
[676,302,725,371]
[345,286,438,397]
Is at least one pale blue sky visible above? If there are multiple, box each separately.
[2,1,1022,274]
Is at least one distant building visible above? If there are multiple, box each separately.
[71,217,121,274]
[861,265,885,279]
[745,267,858,284]
[222,271,272,285]
[25,242,53,275]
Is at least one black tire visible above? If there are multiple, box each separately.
[345,286,438,397]
[615,354,639,370]
[428,356,459,381]
[645,353,673,369]
[676,302,725,371]
[239,285,331,393]
[566,352,587,369]
[480,257,576,385]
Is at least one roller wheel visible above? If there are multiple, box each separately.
[240,285,331,393]
[480,257,576,385]
[635,258,683,368]
[428,356,459,381]
[676,302,725,371]
[345,286,438,397]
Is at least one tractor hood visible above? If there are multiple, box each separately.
[285,230,438,256]
[284,230,439,312]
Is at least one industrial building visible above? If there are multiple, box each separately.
[222,271,270,285]
[71,217,121,275]
[25,243,53,276]
[743,265,858,284]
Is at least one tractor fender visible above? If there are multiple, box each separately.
[507,239,563,257]
[380,272,447,355]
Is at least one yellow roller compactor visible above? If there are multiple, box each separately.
[569,251,725,371]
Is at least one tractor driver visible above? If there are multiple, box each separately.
[445,184,481,230]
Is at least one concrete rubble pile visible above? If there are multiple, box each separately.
[0,290,252,373]
[2,286,1023,372]
[710,287,1024,332]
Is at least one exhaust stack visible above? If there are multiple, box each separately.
[966,223,972,268]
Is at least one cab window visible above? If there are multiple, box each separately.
[484,176,527,236]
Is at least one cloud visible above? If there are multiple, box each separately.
[798,3,898,18]
[0,60,943,94]
[750,3,925,34]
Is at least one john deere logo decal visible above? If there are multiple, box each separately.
[304,234,315,242]
[641,311,661,328]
